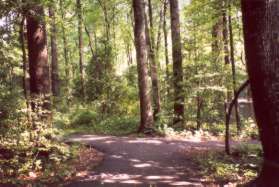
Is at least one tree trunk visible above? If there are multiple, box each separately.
[77,0,85,98]
[228,0,241,134]
[169,0,184,127]
[145,0,161,121]
[20,16,32,122]
[212,0,223,64]
[26,4,51,124]
[60,0,70,98]
[242,1,279,185]
[49,3,59,96]
[222,0,230,65]
[163,0,170,97]
[133,0,154,133]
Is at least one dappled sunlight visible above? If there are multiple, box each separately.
[127,139,163,145]
[67,134,232,186]
[133,163,152,168]
[144,175,177,180]
[81,172,203,186]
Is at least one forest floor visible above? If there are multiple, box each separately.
[64,134,257,187]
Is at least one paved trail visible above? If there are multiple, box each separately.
[65,135,226,187]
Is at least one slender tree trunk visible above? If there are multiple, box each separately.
[20,16,32,122]
[169,0,184,127]
[212,0,223,64]
[84,24,94,56]
[145,0,161,121]
[228,0,241,134]
[196,96,202,130]
[222,0,230,65]
[49,3,59,96]
[163,0,170,97]
[76,0,85,98]
[26,4,51,124]
[242,1,279,185]
[20,17,28,100]
[60,0,70,97]
[133,0,154,133]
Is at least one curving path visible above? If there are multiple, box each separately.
[65,135,226,187]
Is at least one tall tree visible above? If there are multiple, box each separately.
[20,17,28,100]
[169,0,184,126]
[133,0,154,133]
[59,0,71,101]
[242,0,279,185]
[163,0,170,96]
[26,3,51,123]
[49,2,59,96]
[76,0,85,98]
[212,0,223,63]
[228,0,241,134]
[145,0,161,121]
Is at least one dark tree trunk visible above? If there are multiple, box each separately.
[26,4,51,123]
[169,0,184,126]
[133,0,154,133]
[242,1,279,185]
[77,0,85,98]
[228,0,241,134]
[145,0,161,121]
[163,0,170,97]
[196,95,202,130]
[49,3,59,96]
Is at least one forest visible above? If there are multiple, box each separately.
[0,0,278,186]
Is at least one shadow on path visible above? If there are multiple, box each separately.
[65,135,226,187]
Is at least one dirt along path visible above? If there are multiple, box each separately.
[65,135,227,187]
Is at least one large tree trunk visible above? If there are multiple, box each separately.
[133,0,154,133]
[228,0,241,134]
[26,4,51,124]
[169,0,184,126]
[145,0,161,121]
[77,0,85,98]
[242,1,279,185]
[49,3,59,96]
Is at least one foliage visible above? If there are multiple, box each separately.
[192,143,262,183]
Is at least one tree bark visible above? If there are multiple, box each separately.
[228,0,241,134]
[169,0,184,126]
[49,3,59,96]
[77,0,85,98]
[26,4,51,123]
[145,0,161,121]
[133,0,154,133]
[242,1,279,185]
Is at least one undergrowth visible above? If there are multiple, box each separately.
[191,143,262,184]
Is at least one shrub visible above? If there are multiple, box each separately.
[70,110,97,127]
